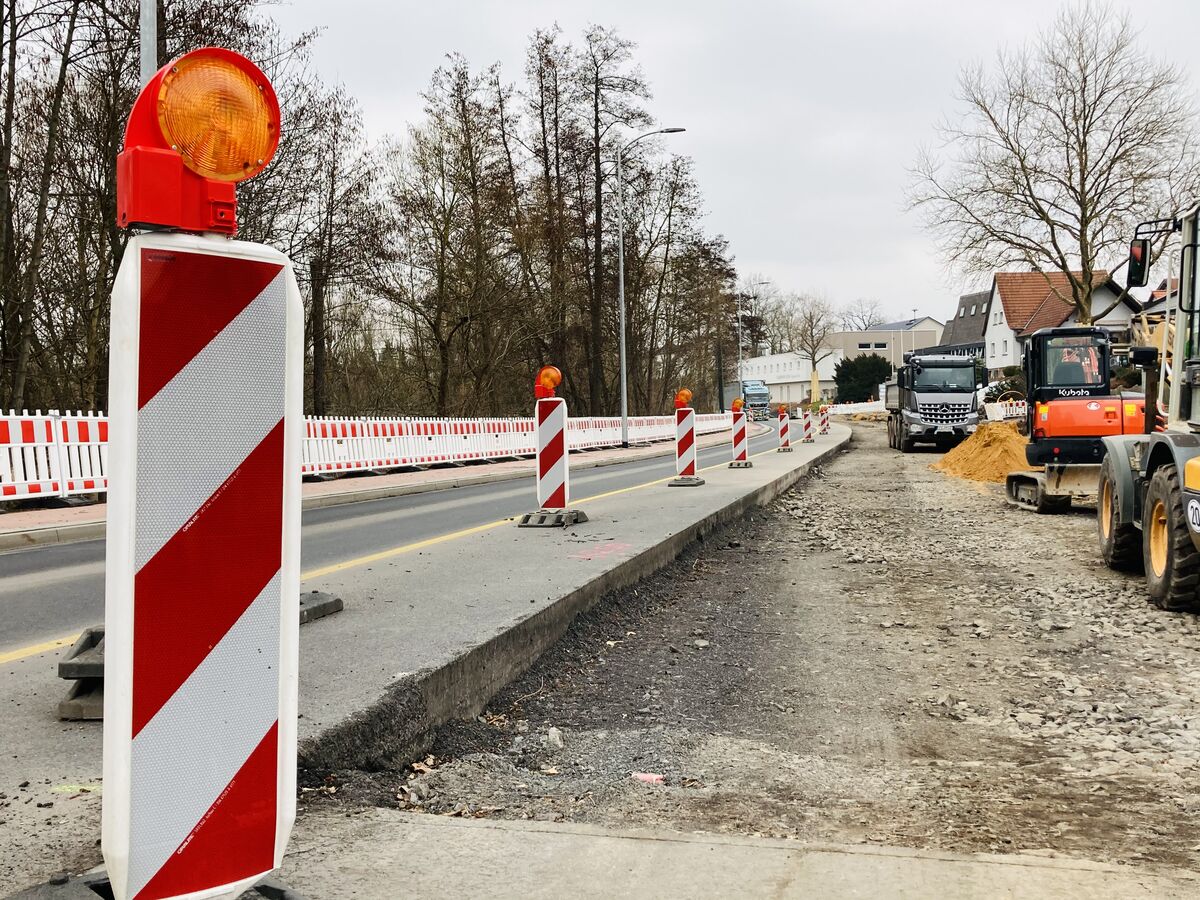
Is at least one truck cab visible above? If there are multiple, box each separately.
[741,379,772,419]
[885,355,980,452]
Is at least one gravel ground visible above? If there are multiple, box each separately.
[313,422,1200,871]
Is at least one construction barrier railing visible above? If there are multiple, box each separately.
[0,410,733,501]
[984,400,1027,422]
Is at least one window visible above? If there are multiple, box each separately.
[873,342,887,349]
[857,342,870,350]
[990,342,995,356]
[1043,335,1105,387]
[970,304,977,315]
[959,308,966,318]
[1003,340,1008,354]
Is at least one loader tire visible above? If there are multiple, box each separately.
[1143,464,1200,611]
[1098,454,1141,572]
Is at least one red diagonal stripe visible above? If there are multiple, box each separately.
[132,420,285,736]
[678,428,694,456]
[138,250,283,408]
[733,425,745,445]
[135,722,278,900]
[539,425,565,474]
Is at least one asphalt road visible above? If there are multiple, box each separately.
[0,425,780,653]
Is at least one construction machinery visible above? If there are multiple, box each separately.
[885,353,980,452]
[1095,208,1200,611]
[1005,327,1147,512]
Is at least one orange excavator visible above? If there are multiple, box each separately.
[1005,326,1148,512]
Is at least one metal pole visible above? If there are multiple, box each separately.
[140,0,156,85]
[617,146,628,447]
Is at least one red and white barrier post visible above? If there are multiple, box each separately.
[520,366,588,527]
[669,388,705,487]
[777,405,793,453]
[729,398,752,468]
[819,405,830,434]
[103,50,301,900]
[801,408,815,443]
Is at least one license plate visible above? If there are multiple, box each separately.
[936,426,953,434]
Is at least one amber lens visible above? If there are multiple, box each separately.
[732,398,744,411]
[538,366,563,391]
[675,389,692,406]
[157,55,278,182]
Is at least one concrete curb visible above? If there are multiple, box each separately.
[297,429,850,773]
[0,426,768,553]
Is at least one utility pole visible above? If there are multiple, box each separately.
[617,126,685,445]
[139,0,156,85]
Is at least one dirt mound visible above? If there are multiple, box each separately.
[851,412,887,422]
[933,421,1037,483]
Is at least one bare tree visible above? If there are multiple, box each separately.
[909,2,1200,323]
[840,297,883,332]
[791,294,838,373]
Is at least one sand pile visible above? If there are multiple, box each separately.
[933,421,1037,483]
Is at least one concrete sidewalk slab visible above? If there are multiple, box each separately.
[281,807,1199,899]
[0,425,761,552]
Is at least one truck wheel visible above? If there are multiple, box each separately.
[1143,464,1200,611]
[1098,454,1141,571]
[888,418,897,449]
[899,431,915,453]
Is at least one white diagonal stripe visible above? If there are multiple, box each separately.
[126,572,281,898]
[135,273,287,569]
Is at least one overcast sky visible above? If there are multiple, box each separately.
[269,0,1200,323]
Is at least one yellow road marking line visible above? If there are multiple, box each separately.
[1,433,812,665]
[0,633,78,665]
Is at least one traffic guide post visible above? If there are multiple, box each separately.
[519,366,588,527]
[102,49,302,900]
[668,388,704,487]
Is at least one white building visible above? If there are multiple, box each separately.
[982,271,1137,376]
[739,351,841,403]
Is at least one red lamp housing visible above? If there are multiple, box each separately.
[117,47,280,235]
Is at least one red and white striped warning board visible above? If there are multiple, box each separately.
[729,409,751,467]
[777,409,792,451]
[675,407,697,477]
[820,406,830,434]
[103,233,302,900]
[535,397,569,509]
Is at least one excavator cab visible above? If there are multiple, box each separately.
[1023,327,1111,406]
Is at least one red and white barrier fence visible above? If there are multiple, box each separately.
[0,411,109,500]
[984,400,1027,422]
[0,410,733,501]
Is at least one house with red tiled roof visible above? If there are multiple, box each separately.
[982,270,1137,376]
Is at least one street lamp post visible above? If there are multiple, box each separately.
[618,126,685,446]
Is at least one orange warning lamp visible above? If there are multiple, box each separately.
[778,404,788,415]
[731,397,744,412]
[535,365,562,399]
[117,47,281,235]
[674,388,693,409]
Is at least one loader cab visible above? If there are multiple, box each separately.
[1023,327,1112,405]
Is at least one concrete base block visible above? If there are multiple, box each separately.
[777,447,794,453]
[728,461,753,469]
[299,591,344,624]
[518,509,589,528]
[667,476,706,487]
